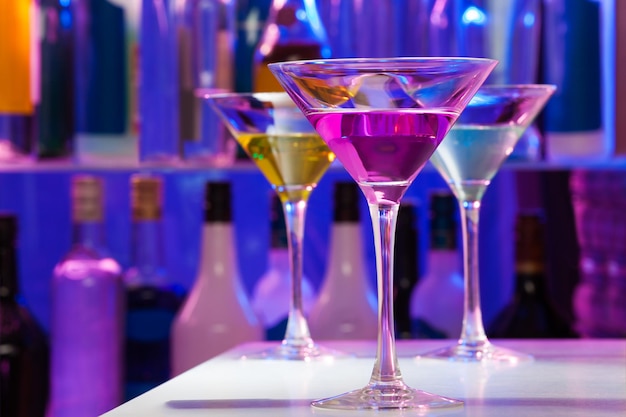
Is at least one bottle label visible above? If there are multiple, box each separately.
[0,1,34,114]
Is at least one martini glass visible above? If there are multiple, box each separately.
[423,84,556,363]
[269,57,496,410]
[202,91,342,361]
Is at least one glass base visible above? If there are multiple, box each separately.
[418,340,534,363]
[311,382,463,410]
[242,341,352,361]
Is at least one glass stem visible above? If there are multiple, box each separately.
[459,199,488,346]
[282,199,314,348]
[368,202,404,388]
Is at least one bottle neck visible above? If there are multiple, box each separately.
[430,223,456,250]
[129,219,166,284]
[264,0,328,45]
[198,221,239,282]
[71,220,106,253]
[0,244,18,299]
[514,267,548,298]
[513,213,548,299]
[270,221,288,250]
[267,246,290,284]
[426,249,461,279]
[325,222,366,286]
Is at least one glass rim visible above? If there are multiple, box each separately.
[195,90,291,101]
[268,56,498,70]
[474,84,557,92]
[196,91,299,110]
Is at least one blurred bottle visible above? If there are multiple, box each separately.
[0,0,38,162]
[172,0,237,165]
[124,175,185,400]
[1,0,75,161]
[252,0,331,92]
[308,181,377,340]
[251,193,316,341]
[74,0,132,164]
[543,0,608,162]
[605,172,626,337]
[235,0,272,93]
[606,189,626,338]
[488,212,576,338]
[0,214,49,417]
[138,0,180,164]
[570,171,606,337]
[38,0,75,159]
[393,201,419,340]
[49,176,124,417]
[426,0,544,160]
[172,181,262,375]
[410,191,463,339]
[570,170,620,338]
[318,0,404,58]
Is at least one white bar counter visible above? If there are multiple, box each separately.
[102,340,626,417]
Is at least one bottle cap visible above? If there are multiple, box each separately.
[205,181,232,222]
[333,181,360,222]
[131,175,162,221]
[71,175,104,222]
[0,213,17,245]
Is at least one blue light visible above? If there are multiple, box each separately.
[462,6,486,25]
[60,9,72,28]
[59,0,70,7]
[523,12,535,27]
[296,9,307,21]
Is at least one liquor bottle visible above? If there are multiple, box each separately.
[0,214,49,417]
[251,193,316,340]
[139,0,180,163]
[308,181,377,340]
[76,0,128,135]
[235,0,272,92]
[543,0,607,162]
[74,0,139,165]
[172,0,237,164]
[49,175,124,417]
[124,174,185,400]
[171,181,262,375]
[252,0,331,92]
[1,0,76,160]
[0,0,37,162]
[488,212,577,338]
[410,191,464,339]
[38,0,75,158]
[393,201,419,340]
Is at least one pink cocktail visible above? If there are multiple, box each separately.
[270,57,496,410]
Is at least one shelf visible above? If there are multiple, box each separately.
[501,156,626,171]
[0,158,260,174]
[1,156,625,174]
